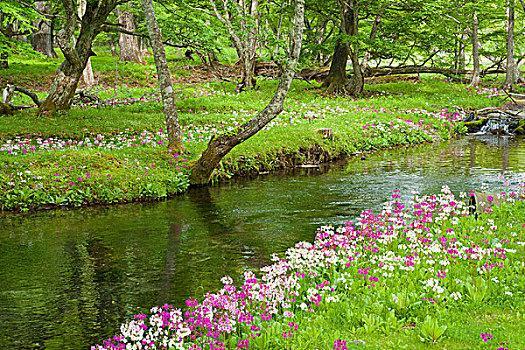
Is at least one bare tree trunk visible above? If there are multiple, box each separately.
[82,58,95,86]
[39,63,85,112]
[190,0,305,185]
[141,0,183,151]
[109,35,118,56]
[210,0,259,91]
[32,1,57,58]
[505,0,518,89]
[117,9,144,63]
[470,9,481,86]
[78,0,95,87]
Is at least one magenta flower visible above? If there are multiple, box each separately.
[480,332,493,342]
[236,339,249,349]
[333,339,348,350]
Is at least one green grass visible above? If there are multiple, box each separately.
[250,201,525,349]
[0,52,509,211]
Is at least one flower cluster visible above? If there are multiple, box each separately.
[93,185,524,350]
[0,126,226,156]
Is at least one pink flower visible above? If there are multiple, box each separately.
[480,332,493,342]
[333,339,348,350]
[236,339,249,349]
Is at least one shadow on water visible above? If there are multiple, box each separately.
[0,135,524,349]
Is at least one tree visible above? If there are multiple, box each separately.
[505,0,518,89]
[470,5,481,86]
[39,0,123,114]
[78,0,95,88]
[323,0,363,95]
[0,0,40,69]
[141,0,183,150]
[117,8,144,62]
[31,1,57,58]
[209,0,260,91]
[190,0,305,185]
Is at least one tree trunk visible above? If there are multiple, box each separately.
[210,0,259,92]
[78,0,95,87]
[458,32,466,71]
[117,9,143,63]
[362,12,381,75]
[82,58,95,86]
[0,52,7,69]
[470,9,481,86]
[323,41,349,93]
[39,62,84,113]
[240,53,257,90]
[505,0,518,89]
[190,0,305,185]
[323,0,363,95]
[141,0,183,151]
[345,0,363,95]
[32,1,57,58]
[39,0,120,114]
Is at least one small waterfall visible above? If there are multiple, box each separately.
[478,118,511,135]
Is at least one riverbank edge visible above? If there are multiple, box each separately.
[0,122,460,213]
[91,194,525,350]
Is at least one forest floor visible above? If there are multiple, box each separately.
[0,51,513,211]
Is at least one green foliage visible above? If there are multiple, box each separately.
[419,315,447,344]
[0,0,41,55]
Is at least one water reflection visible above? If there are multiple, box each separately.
[0,136,523,349]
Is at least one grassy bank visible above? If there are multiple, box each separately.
[0,53,507,211]
[92,189,525,350]
[252,198,525,350]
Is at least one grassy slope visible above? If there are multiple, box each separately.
[0,52,507,211]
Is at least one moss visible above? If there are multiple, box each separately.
[515,119,525,135]
[463,119,485,132]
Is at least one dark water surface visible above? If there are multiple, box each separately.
[0,136,524,349]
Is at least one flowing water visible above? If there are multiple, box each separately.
[0,136,524,349]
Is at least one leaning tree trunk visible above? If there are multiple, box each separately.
[117,9,143,63]
[470,9,481,86]
[32,1,57,58]
[141,0,183,151]
[505,0,518,89]
[190,0,305,185]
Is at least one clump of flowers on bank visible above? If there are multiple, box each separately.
[94,184,524,349]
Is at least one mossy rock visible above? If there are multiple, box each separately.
[515,119,525,135]
[463,119,485,132]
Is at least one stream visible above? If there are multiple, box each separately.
[0,135,524,349]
